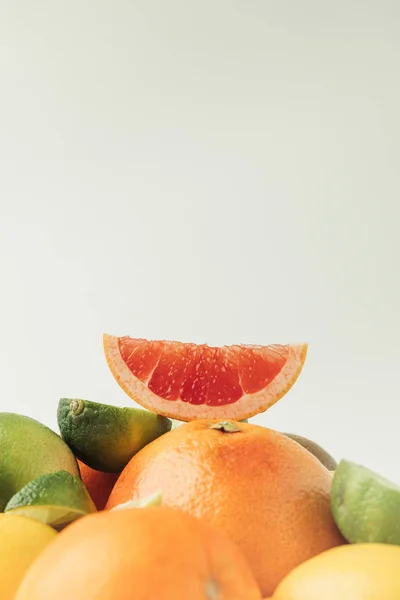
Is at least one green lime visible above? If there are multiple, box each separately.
[0,413,79,512]
[5,470,96,529]
[282,432,337,471]
[331,459,400,544]
[57,398,172,472]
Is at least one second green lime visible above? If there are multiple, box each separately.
[5,470,96,529]
[57,398,172,472]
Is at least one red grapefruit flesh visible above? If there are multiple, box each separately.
[103,335,308,421]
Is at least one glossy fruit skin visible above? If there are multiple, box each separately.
[0,413,79,511]
[78,460,120,510]
[106,420,345,596]
[15,506,262,600]
[271,543,400,600]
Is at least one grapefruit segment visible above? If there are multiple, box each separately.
[237,345,289,394]
[119,337,165,381]
[180,345,209,405]
[103,334,308,421]
[206,349,242,406]
[147,343,190,401]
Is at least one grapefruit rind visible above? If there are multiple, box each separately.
[103,334,308,421]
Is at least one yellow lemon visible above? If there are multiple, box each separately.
[0,513,57,599]
[271,543,400,599]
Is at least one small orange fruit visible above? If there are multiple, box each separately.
[77,460,119,510]
[107,419,345,596]
[16,506,262,600]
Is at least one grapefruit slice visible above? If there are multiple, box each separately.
[103,334,308,421]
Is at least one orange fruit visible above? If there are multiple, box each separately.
[103,334,308,420]
[16,505,262,600]
[77,460,119,510]
[106,420,345,597]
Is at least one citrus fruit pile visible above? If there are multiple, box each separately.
[1,333,400,599]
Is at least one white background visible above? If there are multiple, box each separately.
[0,1,399,480]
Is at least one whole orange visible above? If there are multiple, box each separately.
[77,459,119,510]
[107,420,345,596]
[16,506,261,600]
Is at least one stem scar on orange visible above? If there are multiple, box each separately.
[103,334,308,421]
